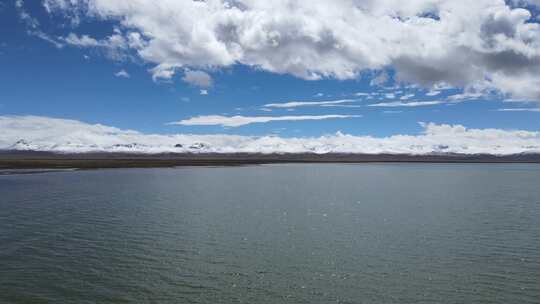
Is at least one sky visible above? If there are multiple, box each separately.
[1,0,540,153]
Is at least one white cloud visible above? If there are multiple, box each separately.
[504,97,536,103]
[497,108,540,112]
[169,114,360,127]
[42,0,540,102]
[15,0,65,48]
[511,1,540,7]
[16,0,39,29]
[426,90,441,96]
[115,69,130,78]
[264,99,356,108]
[447,91,487,101]
[400,94,416,100]
[368,100,445,107]
[320,104,363,108]
[2,115,540,155]
[370,72,390,87]
[151,67,175,82]
[200,89,209,95]
[182,70,213,88]
[62,32,129,60]
[64,33,100,47]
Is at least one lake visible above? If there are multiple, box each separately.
[1,164,539,303]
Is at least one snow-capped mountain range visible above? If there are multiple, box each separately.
[2,116,540,155]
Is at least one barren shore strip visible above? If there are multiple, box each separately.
[1,151,540,170]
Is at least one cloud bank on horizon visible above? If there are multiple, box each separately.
[37,0,540,101]
[2,116,540,155]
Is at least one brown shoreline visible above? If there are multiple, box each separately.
[2,151,540,170]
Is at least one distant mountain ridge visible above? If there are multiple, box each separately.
[5,138,540,156]
[3,117,540,156]
[6,139,213,154]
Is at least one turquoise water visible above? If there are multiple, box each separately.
[1,164,539,303]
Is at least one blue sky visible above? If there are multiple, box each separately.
[1,0,540,138]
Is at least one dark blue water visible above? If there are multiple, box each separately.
[1,164,539,303]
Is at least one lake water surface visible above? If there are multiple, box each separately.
[1,164,539,303]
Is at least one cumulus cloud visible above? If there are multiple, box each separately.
[152,68,175,81]
[169,114,360,127]
[40,0,540,102]
[368,100,446,107]
[264,99,356,108]
[64,33,100,47]
[182,70,213,88]
[2,115,540,155]
[115,69,130,78]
